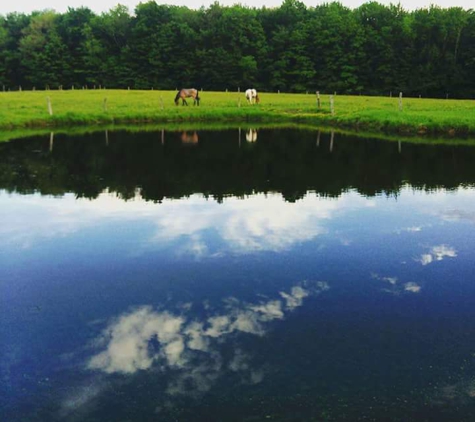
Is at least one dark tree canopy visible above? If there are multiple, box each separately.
[1,1,474,98]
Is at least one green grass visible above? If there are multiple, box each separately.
[1,89,475,139]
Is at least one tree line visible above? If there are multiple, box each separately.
[1,0,474,98]
[1,129,474,201]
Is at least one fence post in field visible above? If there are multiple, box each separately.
[316,91,321,110]
[33,87,36,91]
[330,130,334,152]
[398,140,402,154]
[330,95,335,116]
[103,98,108,112]
[160,96,164,110]
[19,86,22,92]
[161,129,164,145]
[105,130,109,146]
[49,132,54,152]
[278,90,280,94]
[398,92,403,111]
[46,97,53,116]
[238,87,240,93]
[72,85,74,90]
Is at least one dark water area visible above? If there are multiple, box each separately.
[1,128,475,422]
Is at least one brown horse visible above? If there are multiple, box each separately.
[175,88,200,106]
[181,131,199,144]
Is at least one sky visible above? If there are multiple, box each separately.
[0,0,473,16]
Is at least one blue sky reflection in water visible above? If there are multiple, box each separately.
[1,131,475,421]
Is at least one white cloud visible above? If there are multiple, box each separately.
[372,273,421,294]
[88,307,185,374]
[280,286,310,310]
[87,281,328,376]
[0,190,369,255]
[84,281,329,409]
[417,245,457,266]
[404,282,421,293]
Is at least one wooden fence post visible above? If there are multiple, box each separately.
[398,92,403,111]
[316,91,321,110]
[49,132,54,152]
[46,97,53,116]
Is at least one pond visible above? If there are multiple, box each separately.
[1,128,475,422]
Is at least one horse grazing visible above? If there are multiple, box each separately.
[175,88,200,106]
[245,88,260,105]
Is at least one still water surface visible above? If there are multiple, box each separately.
[1,129,475,421]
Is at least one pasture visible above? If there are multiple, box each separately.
[1,89,475,137]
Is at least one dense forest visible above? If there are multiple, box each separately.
[1,0,474,98]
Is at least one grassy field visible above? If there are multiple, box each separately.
[1,89,475,139]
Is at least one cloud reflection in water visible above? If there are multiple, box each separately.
[87,281,329,398]
[417,245,457,266]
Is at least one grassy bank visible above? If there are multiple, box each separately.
[1,89,475,138]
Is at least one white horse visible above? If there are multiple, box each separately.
[245,88,260,105]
